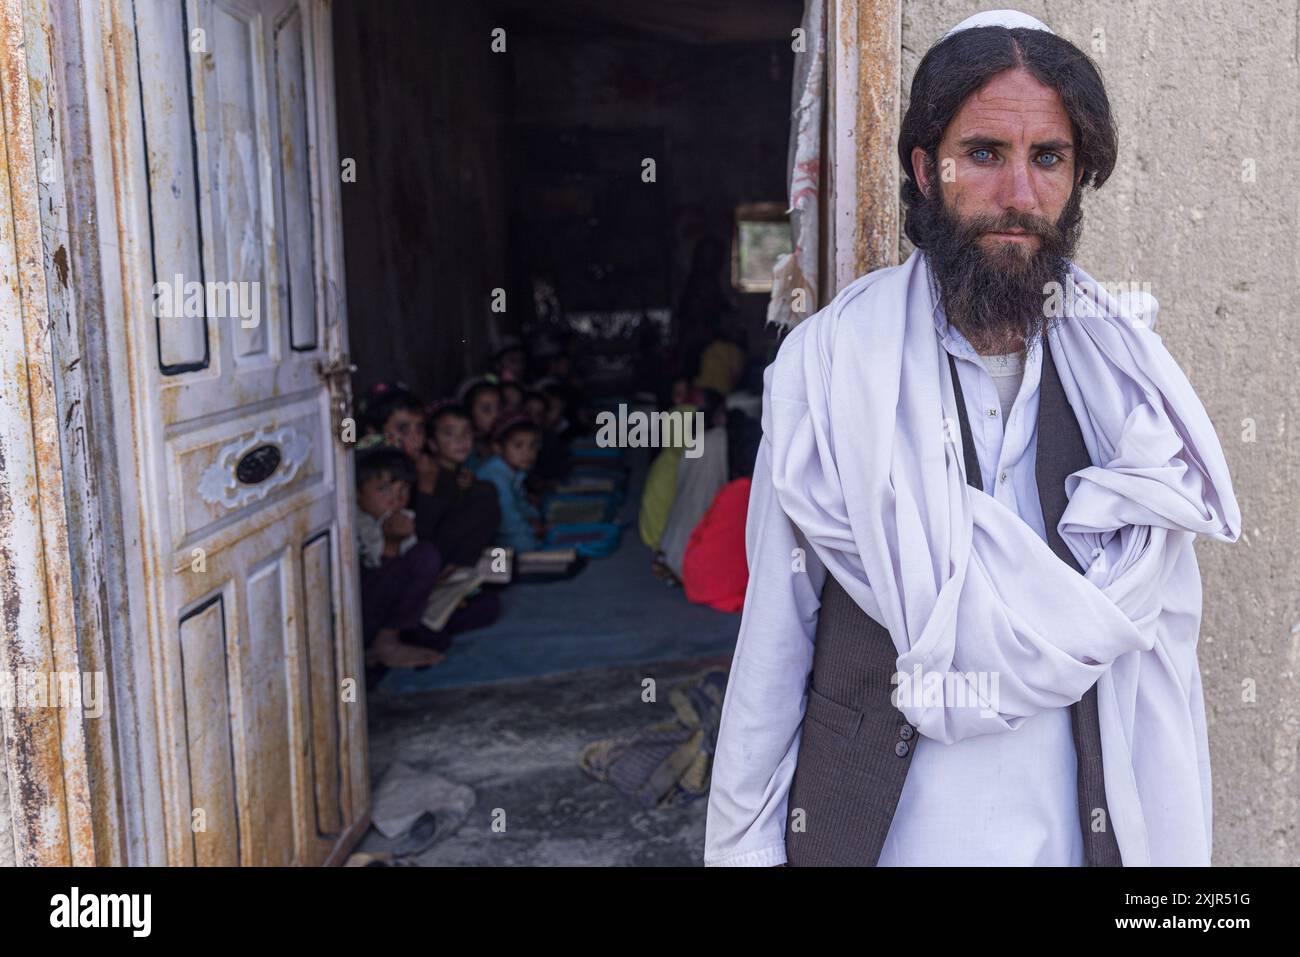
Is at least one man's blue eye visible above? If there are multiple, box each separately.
[972,148,993,162]
[1038,153,1060,167]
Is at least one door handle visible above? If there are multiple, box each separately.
[316,358,357,381]
[316,359,358,443]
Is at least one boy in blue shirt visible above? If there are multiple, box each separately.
[476,413,546,552]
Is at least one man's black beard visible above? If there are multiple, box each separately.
[917,177,1084,353]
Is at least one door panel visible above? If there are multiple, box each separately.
[178,596,240,866]
[273,5,320,352]
[301,531,343,837]
[239,557,296,866]
[174,396,326,550]
[205,0,274,361]
[132,0,364,866]
[136,0,211,371]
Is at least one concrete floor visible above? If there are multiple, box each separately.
[361,653,732,865]
[358,442,743,865]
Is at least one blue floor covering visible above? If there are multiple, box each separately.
[377,450,741,694]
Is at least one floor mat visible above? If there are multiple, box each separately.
[376,445,741,694]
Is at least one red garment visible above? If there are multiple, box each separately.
[682,478,751,613]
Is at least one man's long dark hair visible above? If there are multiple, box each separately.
[899,26,1118,250]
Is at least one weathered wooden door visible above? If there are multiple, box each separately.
[127,0,366,865]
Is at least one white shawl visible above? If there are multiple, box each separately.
[765,249,1241,865]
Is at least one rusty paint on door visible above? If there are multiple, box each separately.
[0,0,97,867]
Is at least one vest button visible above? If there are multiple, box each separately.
[894,741,910,758]
[899,724,914,740]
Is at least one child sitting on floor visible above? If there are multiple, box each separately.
[360,381,492,569]
[459,378,503,471]
[681,411,762,612]
[521,389,548,427]
[423,399,503,565]
[354,445,444,671]
[476,412,547,552]
[532,382,574,482]
[653,393,731,585]
[357,381,440,501]
[639,387,724,551]
[492,339,529,384]
[501,381,525,413]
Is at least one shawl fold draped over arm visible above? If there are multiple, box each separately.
[766,315,1148,748]
[703,435,826,867]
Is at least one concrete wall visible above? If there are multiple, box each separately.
[902,0,1299,865]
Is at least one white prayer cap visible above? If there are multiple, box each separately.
[942,9,1054,41]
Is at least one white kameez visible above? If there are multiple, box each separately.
[704,250,1240,866]
[879,329,1081,866]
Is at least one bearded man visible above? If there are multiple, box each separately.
[703,10,1240,867]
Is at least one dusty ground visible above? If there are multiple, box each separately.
[359,653,732,866]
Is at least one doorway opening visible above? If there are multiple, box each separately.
[330,0,800,863]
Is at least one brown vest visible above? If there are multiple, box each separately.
[783,342,1122,866]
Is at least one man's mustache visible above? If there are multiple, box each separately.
[958,211,1062,244]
